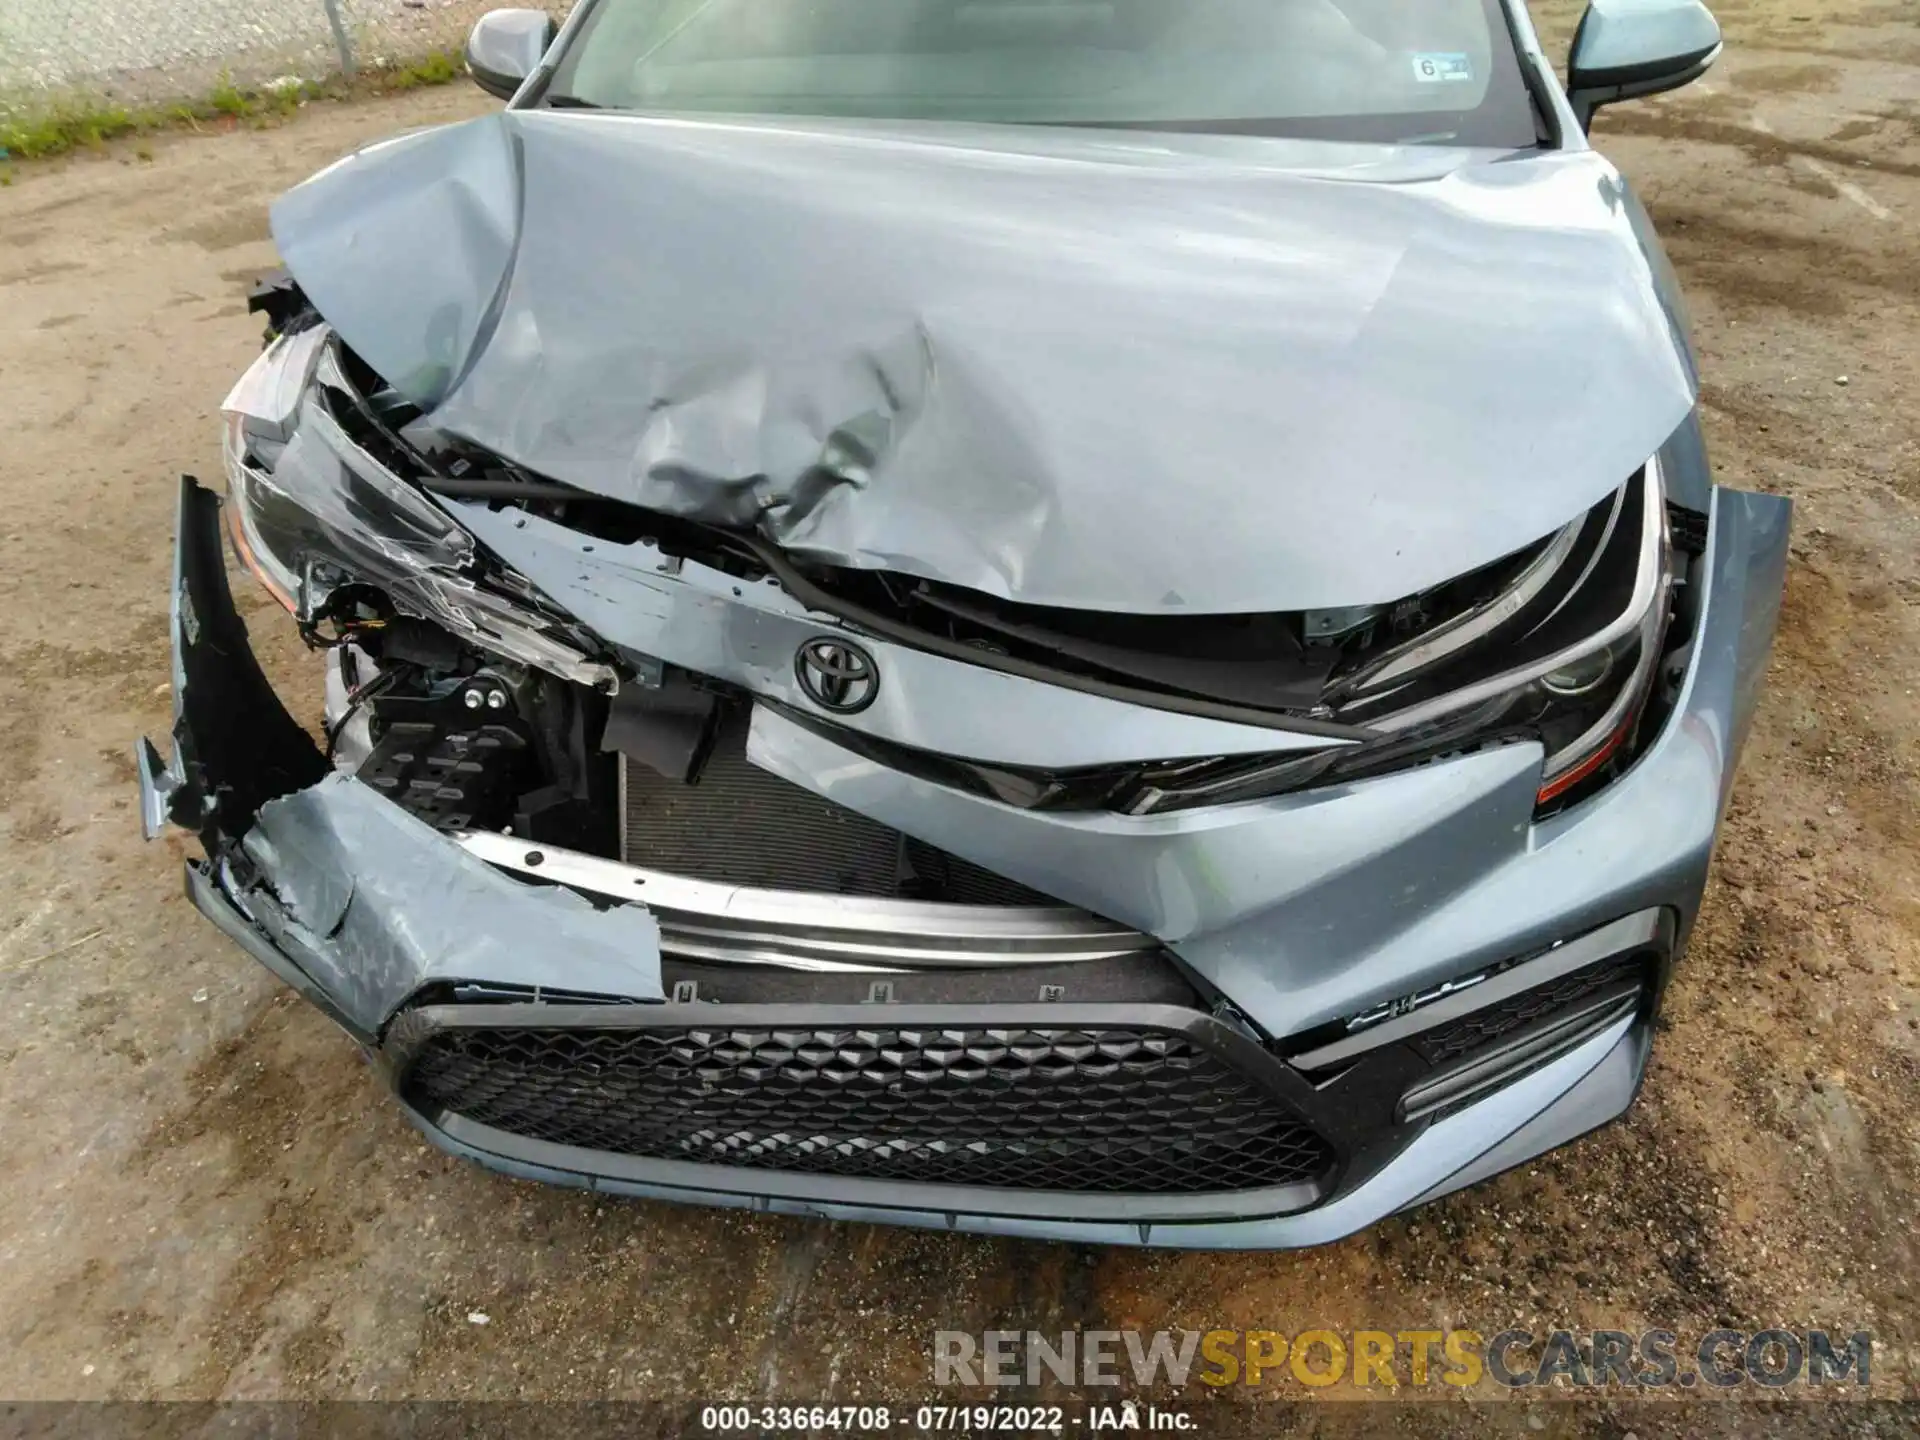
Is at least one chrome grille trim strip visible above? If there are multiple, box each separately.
[455,830,1156,971]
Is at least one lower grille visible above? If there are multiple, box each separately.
[1411,953,1647,1065]
[621,712,1049,906]
[397,1014,1335,1195]
[1399,986,1642,1124]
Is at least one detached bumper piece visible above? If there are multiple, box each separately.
[388,1004,1335,1197]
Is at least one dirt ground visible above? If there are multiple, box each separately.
[0,0,1915,1430]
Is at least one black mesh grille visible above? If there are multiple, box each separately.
[1412,954,1648,1065]
[622,712,1050,906]
[400,1020,1334,1194]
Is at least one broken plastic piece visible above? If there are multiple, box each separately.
[601,672,719,782]
[146,477,663,1039]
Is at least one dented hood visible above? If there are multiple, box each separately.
[272,111,1695,614]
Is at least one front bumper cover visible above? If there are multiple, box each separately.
[143,475,1790,1247]
[142,479,667,1048]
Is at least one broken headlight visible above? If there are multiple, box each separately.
[221,326,475,616]
[1125,459,1674,815]
[219,326,617,690]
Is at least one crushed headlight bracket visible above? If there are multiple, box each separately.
[140,477,665,1044]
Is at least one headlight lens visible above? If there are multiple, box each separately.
[222,330,474,615]
[218,327,618,690]
[1542,648,1614,696]
[1123,458,1674,815]
[222,409,303,612]
[1333,455,1670,810]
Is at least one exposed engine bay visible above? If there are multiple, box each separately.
[228,275,1707,899]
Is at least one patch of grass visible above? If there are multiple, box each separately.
[0,102,138,159]
[207,73,252,118]
[385,50,463,91]
[0,49,466,165]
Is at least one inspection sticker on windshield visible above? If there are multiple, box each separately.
[1411,52,1474,83]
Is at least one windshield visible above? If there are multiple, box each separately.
[545,0,1541,147]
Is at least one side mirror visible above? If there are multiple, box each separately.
[465,9,558,101]
[1567,0,1721,131]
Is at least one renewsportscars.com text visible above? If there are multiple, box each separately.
[934,1328,1871,1390]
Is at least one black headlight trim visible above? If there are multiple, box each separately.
[1350,460,1667,736]
[1120,461,1672,815]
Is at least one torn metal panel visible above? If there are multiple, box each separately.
[272,110,1696,614]
[271,119,521,409]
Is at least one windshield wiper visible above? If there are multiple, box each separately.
[544,93,605,109]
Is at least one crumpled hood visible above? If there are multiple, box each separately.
[272,111,1695,614]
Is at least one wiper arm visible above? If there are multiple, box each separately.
[544,93,604,109]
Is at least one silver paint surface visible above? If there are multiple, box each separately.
[744,486,1792,1037]
[463,8,554,95]
[450,499,1337,767]
[237,774,665,1034]
[272,110,1698,613]
[1572,0,1722,80]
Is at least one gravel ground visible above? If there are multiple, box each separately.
[0,0,501,109]
[0,0,1916,1432]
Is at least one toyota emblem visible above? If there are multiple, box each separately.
[795,637,879,714]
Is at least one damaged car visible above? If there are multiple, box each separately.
[141,0,1789,1246]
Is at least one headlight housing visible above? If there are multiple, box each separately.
[221,327,475,612]
[219,326,617,690]
[1123,459,1675,815]
[1340,456,1672,806]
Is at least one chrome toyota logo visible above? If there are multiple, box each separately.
[795,638,879,714]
